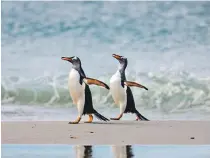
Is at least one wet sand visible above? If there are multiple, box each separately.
[2,121,210,145]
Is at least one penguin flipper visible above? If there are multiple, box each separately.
[84,77,110,90]
[124,81,148,90]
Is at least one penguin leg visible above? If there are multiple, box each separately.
[110,113,123,120]
[84,114,93,123]
[68,117,81,124]
[69,100,84,124]
[110,103,126,120]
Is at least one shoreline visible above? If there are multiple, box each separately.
[2,120,210,145]
[2,105,210,122]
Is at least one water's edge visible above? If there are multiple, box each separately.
[2,145,210,158]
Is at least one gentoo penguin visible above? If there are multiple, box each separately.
[61,56,109,124]
[110,54,149,121]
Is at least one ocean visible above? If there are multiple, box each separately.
[1,1,210,121]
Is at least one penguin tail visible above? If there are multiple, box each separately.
[93,110,109,122]
[134,109,149,121]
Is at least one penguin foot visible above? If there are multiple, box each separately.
[135,117,140,121]
[84,115,93,123]
[68,117,81,124]
[110,114,123,120]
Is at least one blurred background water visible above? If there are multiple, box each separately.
[1,1,210,120]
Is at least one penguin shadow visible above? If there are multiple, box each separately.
[85,121,125,125]
[74,145,134,158]
[78,114,150,125]
[85,120,149,126]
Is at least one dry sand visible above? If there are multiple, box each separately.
[2,121,210,145]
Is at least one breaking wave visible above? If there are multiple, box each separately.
[2,71,210,113]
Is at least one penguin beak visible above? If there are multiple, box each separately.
[112,54,122,61]
[61,57,73,62]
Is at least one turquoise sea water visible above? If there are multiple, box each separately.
[2,145,210,158]
[1,1,210,121]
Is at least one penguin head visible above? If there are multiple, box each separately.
[112,54,127,70]
[61,56,81,68]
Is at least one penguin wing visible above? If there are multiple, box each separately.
[124,81,148,90]
[84,77,110,90]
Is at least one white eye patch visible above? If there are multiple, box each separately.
[73,56,78,60]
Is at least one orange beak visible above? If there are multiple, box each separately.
[61,57,73,62]
[112,54,122,60]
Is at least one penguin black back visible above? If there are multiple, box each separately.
[83,84,109,121]
[124,86,136,113]
[83,84,94,115]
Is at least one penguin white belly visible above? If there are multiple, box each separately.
[68,69,85,116]
[110,71,127,113]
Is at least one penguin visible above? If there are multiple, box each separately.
[110,54,149,121]
[61,56,109,124]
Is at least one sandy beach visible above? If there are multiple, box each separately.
[2,121,210,145]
